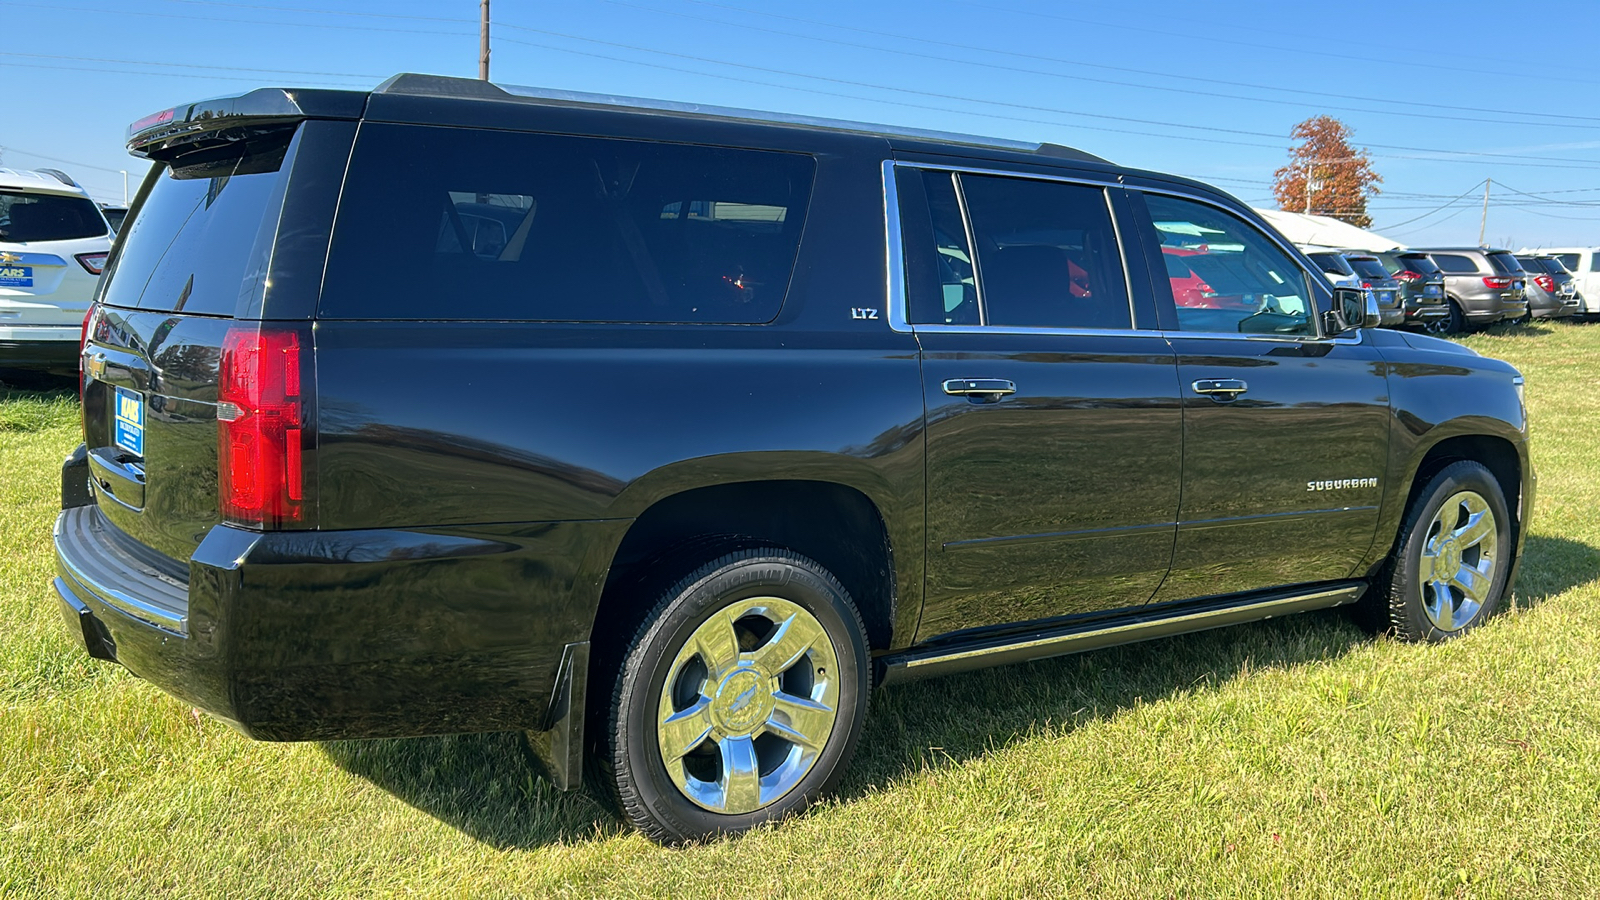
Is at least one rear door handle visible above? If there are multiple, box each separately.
[1192,378,1248,401]
[942,378,1016,399]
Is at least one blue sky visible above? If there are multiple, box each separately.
[5,0,1600,248]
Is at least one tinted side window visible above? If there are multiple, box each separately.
[1397,254,1441,276]
[1590,251,1600,272]
[321,124,815,323]
[960,174,1130,329]
[1553,253,1580,271]
[1431,254,1479,274]
[1141,193,1314,337]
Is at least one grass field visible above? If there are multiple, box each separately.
[4,321,1599,898]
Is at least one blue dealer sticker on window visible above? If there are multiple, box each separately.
[113,386,144,456]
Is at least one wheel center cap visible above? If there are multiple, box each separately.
[711,667,774,735]
[1440,540,1461,573]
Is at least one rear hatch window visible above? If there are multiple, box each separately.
[1346,257,1390,280]
[1308,252,1353,276]
[0,191,107,242]
[1395,253,1441,276]
[99,142,293,317]
[1486,251,1525,274]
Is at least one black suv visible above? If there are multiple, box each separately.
[54,75,1533,844]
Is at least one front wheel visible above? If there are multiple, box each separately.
[602,548,870,844]
[1372,460,1514,641]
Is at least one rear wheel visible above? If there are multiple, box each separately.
[1370,460,1513,642]
[602,548,870,844]
[1431,298,1467,334]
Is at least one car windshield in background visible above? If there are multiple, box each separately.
[1487,252,1525,274]
[1347,257,1390,280]
[0,191,107,242]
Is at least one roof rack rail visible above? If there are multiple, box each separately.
[373,73,1109,163]
[34,168,78,188]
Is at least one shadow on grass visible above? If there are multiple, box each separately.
[1511,534,1600,607]
[321,534,1599,849]
[320,732,626,849]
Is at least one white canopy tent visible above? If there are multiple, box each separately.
[1252,208,1404,252]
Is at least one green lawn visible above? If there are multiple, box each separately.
[4,321,1599,898]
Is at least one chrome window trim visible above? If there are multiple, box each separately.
[881,159,912,333]
[881,160,1362,344]
[950,171,987,326]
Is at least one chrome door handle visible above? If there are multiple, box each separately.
[1192,378,1248,401]
[942,378,1016,399]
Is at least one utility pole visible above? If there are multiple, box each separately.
[479,0,490,81]
[120,170,128,205]
[1478,178,1491,246]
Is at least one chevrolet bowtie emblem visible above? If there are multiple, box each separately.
[0,253,19,265]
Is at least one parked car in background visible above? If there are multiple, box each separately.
[1305,249,1359,287]
[52,73,1532,845]
[0,168,112,374]
[1520,247,1599,318]
[1342,253,1404,327]
[1514,255,1580,319]
[99,205,128,233]
[1415,247,1529,331]
[1371,250,1449,331]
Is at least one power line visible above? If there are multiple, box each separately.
[492,26,1600,170]
[966,1,1600,89]
[0,51,383,80]
[0,145,129,175]
[1373,181,1486,231]
[677,0,1600,125]
[600,0,1600,131]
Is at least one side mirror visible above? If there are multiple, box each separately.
[1325,287,1381,334]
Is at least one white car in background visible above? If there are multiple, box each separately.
[1520,247,1600,317]
[1,168,112,375]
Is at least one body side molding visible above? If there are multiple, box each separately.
[878,582,1365,685]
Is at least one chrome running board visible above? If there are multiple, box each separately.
[879,582,1365,685]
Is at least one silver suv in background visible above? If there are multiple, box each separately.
[1415,247,1529,331]
[0,168,112,374]
[1515,255,1580,320]
[1521,247,1600,318]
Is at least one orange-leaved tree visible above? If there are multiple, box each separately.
[1272,116,1383,228]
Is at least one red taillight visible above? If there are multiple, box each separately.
[1483,276,1512,289]
[1535,274,1555,293]
[75,252,108,275]
[1361,281,1372,289]
[218,326,305,527]
[1395,270,1422,282]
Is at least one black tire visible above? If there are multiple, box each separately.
[1369,460,1514,642]
[1436,298,1467,335]
[602,547,871,844]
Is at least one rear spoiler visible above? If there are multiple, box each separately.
[126,88,367,162]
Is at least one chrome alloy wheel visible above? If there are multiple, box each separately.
[1418,490,1499,632]
[657,596,841,814]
